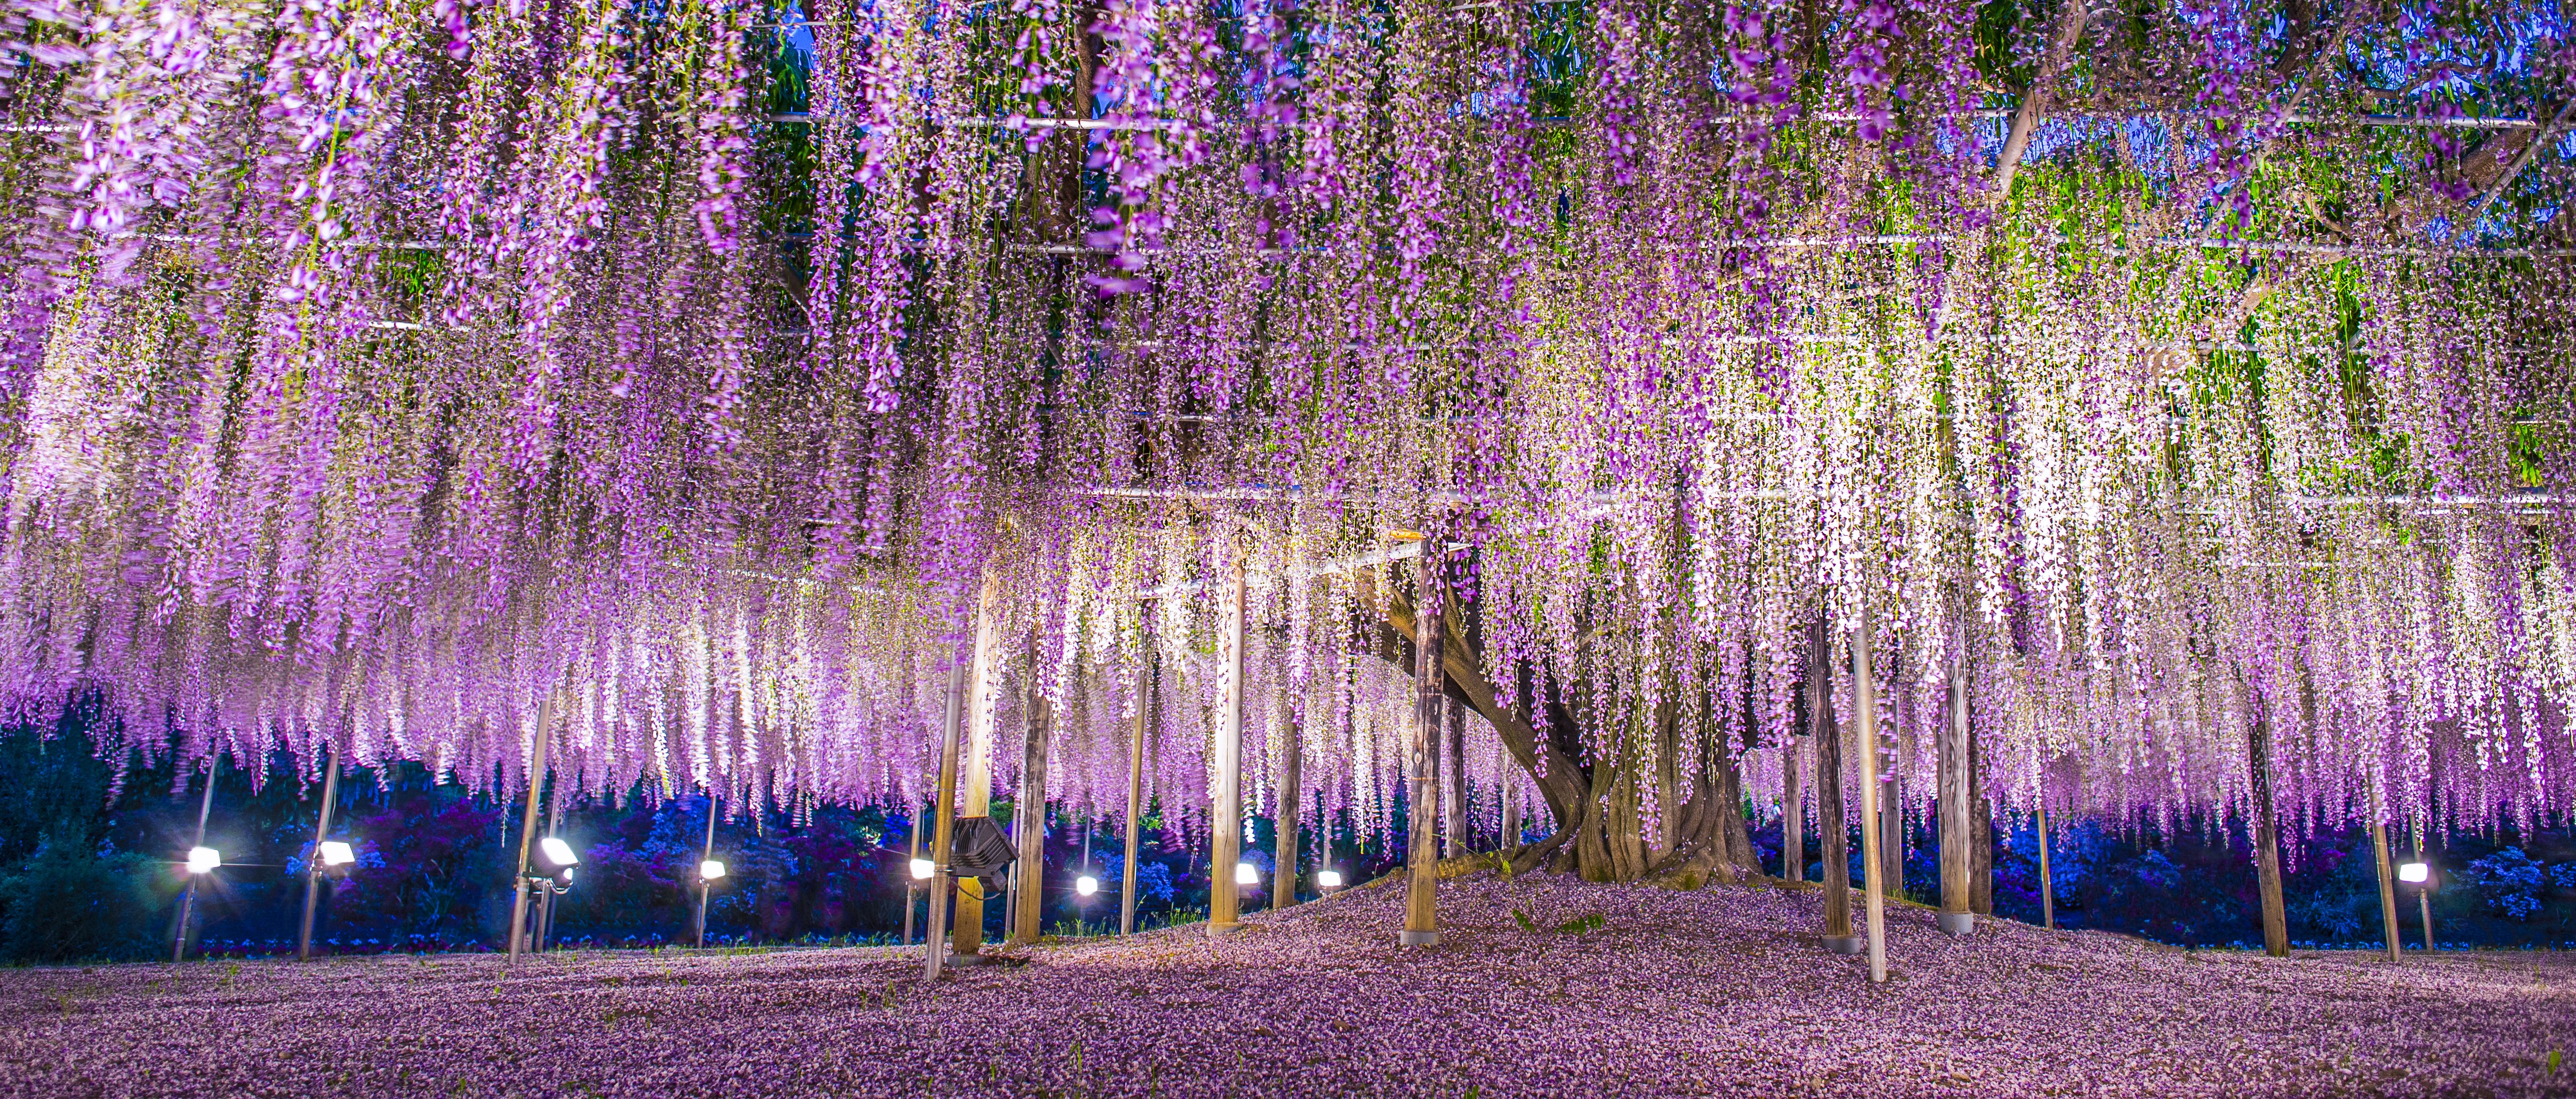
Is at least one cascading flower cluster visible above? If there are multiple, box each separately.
[0,0,2565,865]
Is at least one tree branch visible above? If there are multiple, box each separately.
[1990,0,2097,208]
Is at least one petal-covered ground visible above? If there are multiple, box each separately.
[4,872,2571,1098]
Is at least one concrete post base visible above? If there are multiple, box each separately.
[1397,930,1440,947]
[1823,934,1868,955]
[1937,911,1976,937]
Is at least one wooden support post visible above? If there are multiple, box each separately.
[923,656,967,980]
[1810,613,1855,951]
[1274,701,1302,908]
[538,766,567,951]
[1782,733,1804,882]
[2037,803,2055,929]
[1938,647,1973,935]
[507,692,555,963]
[1121,630,1153,935]
[902,794,922,947]
[1444,700,1468,857]
[173,758,218,963]
[1011,691,1053,946]
[2246,685,2289,957]
[954,579,1002,962]
[1210,555,1247,937]
[297,743,341,961]
[1500,732,1521,854]
[1401,550,1443,947]
[2413,820,2435,952]
[695,793,719,948]
[2370,778,2400,963]
[1853,607,1889,984]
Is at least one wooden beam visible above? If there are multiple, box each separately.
[506,693,555,963]
[2037,803,2056,929]
[1782,734,1804,883]
[297,743,341,961]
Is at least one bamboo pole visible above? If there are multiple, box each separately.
[2370,778,2400,963]
[2037,803,2055,929]
[1811,613,1854,950]
[507,693,556,963]
[695,793,720,948]
[1121,629,1153,935]
[923,657,968,980]
[297,743,341,961]
[1853,607,1889,984]
[954,578,1002,961]
[1011,690,1052,946]
[1210,555,1247,936]
[1400,549,1443,947]
[172,758,219,963]
[1938,645,1974,935]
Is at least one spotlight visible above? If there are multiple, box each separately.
[1076,874,1099,896]
[2398,861,2430,885]
[186,846,221,875]
[319,841,355,867]
[1316,869,1343,890]
[1235,862,1260,885]
[700,859,727,881]
[537,836,579,869]
[910,857,936,880]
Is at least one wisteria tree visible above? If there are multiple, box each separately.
[0,0,2566,906]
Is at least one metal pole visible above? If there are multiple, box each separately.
[1400,547,1443,948]
[297,744,342,961]
[1853,606,1889,984]
[923,656,967,980]
[1209,554,1246,936]
[696,792,719,948]
[507,693,555,963]
[173,758,218,963]
[1120,626,1152,935]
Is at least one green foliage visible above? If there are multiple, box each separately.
[0,836,170,962]
[1553,912,1606,934]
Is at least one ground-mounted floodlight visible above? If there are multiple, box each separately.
[700,858,728,881]
[538,836,579,869]
[319,841,355,867]
[1316,868,1343,890]
[1235,861,1260,886]
[2399,861,2430,885]
[911,857,937,880]
[1076,874,1100,896]
[186,846,222,874]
